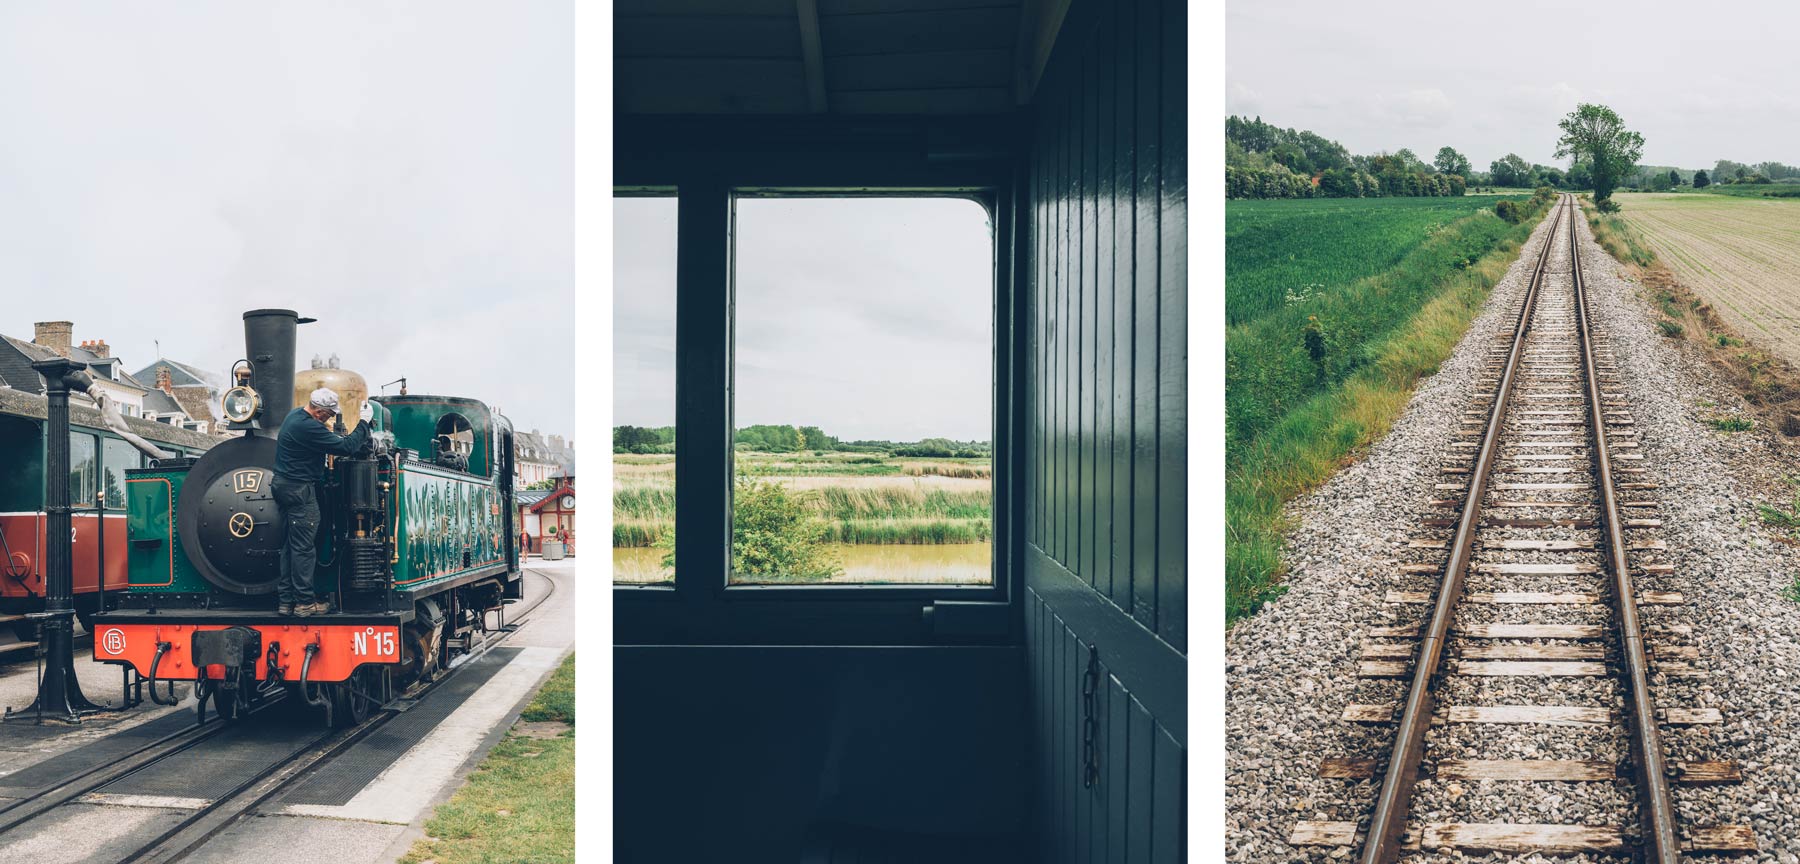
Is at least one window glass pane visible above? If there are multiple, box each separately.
[731,197,993,585]
[103,438,140,510]
[613,195,678,584]
[70,432,97,507]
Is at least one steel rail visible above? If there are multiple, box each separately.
[1569,195,1679,862]
[119,567,560,864]
[0,567,558,858]
[0,694,280,833]
[1359,195,1567,863]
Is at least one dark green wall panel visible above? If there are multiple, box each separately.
[1023,0,1184,860]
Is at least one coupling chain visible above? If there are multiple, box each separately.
[1082,644,1100,788]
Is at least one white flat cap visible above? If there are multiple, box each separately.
[308,387,340,412]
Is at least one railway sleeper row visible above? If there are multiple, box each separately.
[1287,197,1754,859]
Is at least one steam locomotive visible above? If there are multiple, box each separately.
[90,309,521,726]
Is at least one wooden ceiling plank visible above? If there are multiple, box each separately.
[617,58,811,114]
[616,15,802,60]
[830,86,1011,114]
[820,0,1018,14]
[825,48,1011,92]
[818,6,1018,57]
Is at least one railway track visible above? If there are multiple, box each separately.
[1291,196,1756,859]
[0,567,560,863]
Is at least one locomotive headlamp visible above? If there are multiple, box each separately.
[221,385,260,424]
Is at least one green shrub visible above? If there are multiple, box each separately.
[1495,200,1523,223]
[731,474,841,581]
[1656,319,1684,337]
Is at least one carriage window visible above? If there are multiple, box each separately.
[103,438,141,510]
[613,194,677,584]
[729,197,994,586]
[69,432,98,508]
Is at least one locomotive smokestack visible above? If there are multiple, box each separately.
[241,309,314,436]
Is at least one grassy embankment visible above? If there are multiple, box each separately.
[1226,192,1551,624]
[401,653,575,864]
[614,451,993,548]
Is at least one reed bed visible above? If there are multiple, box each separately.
[610,453,993,547]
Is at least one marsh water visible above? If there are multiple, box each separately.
[612,542,993,584]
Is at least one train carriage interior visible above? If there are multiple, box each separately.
[612,1,1187,862]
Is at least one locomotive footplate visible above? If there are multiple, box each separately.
[90,610,403,684]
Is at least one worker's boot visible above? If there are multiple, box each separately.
[293,601,327,618]
[278,601,294,616]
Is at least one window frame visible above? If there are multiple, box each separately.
[613,132,1024,646]
[69,430,98,509]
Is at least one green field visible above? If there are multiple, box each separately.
[1227,196,1527,327]
[1694,183,1800,199]
[1226,191,1551,623]
[614,450,994,584]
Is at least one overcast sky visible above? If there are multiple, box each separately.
[0,3,573,437]
[1228,0,1800,171]
[614,197,994,442]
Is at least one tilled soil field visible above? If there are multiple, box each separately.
[1616,192,1800,362]
[1226,204,1800,863]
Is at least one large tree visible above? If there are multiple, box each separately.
[1434,146,1471,178]
[1555,103,1644,203]
[1694,169,1710,188]
[1489,153,1532,187]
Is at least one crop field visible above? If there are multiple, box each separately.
[1226,191,1550,623]
[613,451,993,584]
[1227,195,1525,327]
[1614,193,1800,362]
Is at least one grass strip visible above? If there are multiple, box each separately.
[1226,202,1546,625]
[400,653,575,864]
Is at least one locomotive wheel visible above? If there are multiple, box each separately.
[402,618,444,685]
[199,678,242,723]
[75,610,93,635]
[330,666,377,728]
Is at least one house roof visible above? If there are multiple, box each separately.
[516,488,554,508]
[0,334,156,395]
[0,334,56,391]
[133,358,223,391]
[172,387,217,423]
[0,386,220,450]
[142,389,184,416]
[527,479,575,514]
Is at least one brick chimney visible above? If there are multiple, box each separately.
[80,339,110,358]
[32,321,73,357]
[156,367,174,394]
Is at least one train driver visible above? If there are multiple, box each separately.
[272,387,371,617]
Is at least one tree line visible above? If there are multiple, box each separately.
[1225,116,1468,199]
[612,424,991,457]
[1226,105,1663,206]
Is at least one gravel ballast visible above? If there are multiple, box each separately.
[1226,203,1800,862]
